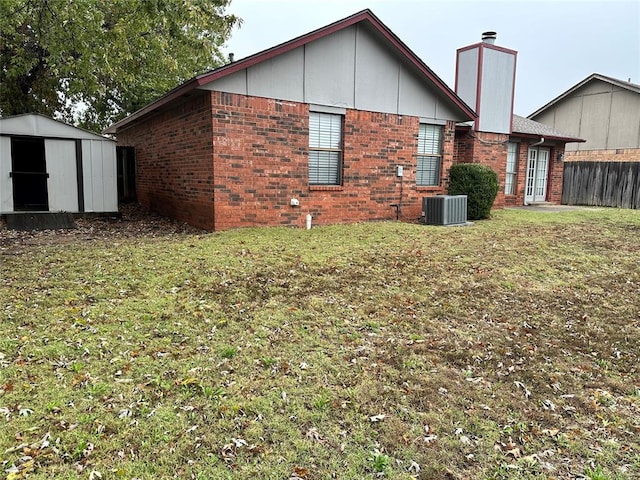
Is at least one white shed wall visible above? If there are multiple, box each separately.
[0,137,13,212]
[82,140,117,212]
[45,139,78,212]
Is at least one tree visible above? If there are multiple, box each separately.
[0,0,240,132]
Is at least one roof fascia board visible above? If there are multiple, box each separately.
[511,132,585,143]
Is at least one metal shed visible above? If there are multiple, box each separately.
[0,114,117,214]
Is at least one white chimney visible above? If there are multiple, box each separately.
[455,33,517,134]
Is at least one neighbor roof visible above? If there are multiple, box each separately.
[528,73,640,119]
[104,9,476,134]
[512,114,584,143]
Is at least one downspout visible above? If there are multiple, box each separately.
[530,137,544,147]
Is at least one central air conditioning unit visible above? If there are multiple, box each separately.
[422,195,468,225]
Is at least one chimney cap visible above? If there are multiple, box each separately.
[482,31,497,44]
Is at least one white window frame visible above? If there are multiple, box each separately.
[308,112,343,186]
[505,142,518,195]
[416,124,443,187]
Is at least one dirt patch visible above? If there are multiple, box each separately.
[0,203,206,254]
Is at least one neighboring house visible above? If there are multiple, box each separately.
[452,32,583,207]
[106,10,580,230]
[0,113,118,215]
[528,74,640,162]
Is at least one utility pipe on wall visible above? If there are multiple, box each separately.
[530,137,545,147]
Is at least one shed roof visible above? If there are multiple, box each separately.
[511,115,584,143]
[0,113,114,141]
[528,73,640,119]
[105,9,476,134]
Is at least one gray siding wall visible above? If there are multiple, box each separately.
[199,24,464,122]
[533,80,640,151]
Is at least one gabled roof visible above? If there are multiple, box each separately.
[1,113,114,141]
[511,114,584,143]
[528,73,640,119]
[105,9,476,134]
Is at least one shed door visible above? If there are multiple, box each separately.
[11,137,49,211]
[525,147,550,204]
[46,139,79,212]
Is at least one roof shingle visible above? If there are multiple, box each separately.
[511,114,584,142]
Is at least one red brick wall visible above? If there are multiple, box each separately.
[454,131,567,207]
[115,93,215,229]
[545,144,565,204]
[564,148,640,162]
[209,91,455,230]
[115,90,457,231]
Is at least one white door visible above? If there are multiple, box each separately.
[525,147,550,204]
[46,139,79,212]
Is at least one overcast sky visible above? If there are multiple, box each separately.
[224,0,640,117]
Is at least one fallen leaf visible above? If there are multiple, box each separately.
[6,459,35,480]
[232,438,248,448]
[506,446,521,458]
[293,466,309,477]
[18,407,33,416]
[89,470,102,480]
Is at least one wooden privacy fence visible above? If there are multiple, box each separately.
[562,161,640,209]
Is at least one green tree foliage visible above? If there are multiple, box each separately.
[448,163,499,220]
[0,0,240,132]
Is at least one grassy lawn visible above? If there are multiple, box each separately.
[1,208,639,479]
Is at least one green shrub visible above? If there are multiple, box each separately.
[448,163,499,220]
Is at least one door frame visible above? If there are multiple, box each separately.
[10,136,50,211]
[524,146,550,204]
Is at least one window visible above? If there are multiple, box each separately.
[505,142,518,195]
[309,112,342,185]
[417,124,443,186]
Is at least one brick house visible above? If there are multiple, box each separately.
[106,10,581,230]
[529,74,640,163]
